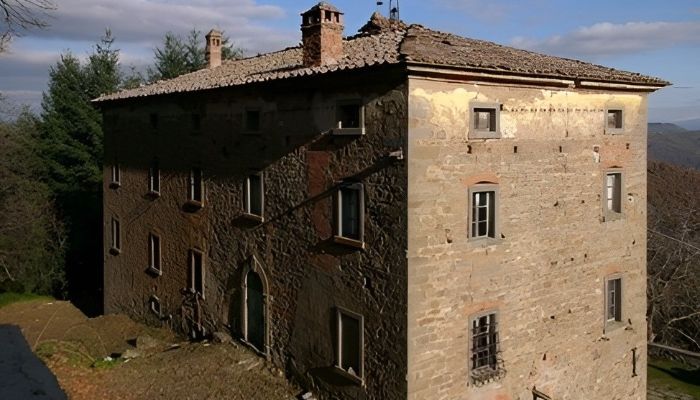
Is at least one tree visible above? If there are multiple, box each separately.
[0,107,66,295]
[147,29,244,82]
[1,0,56,52]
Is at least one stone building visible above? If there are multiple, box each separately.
[96,3,668,399]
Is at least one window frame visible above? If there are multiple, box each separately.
[188,249,205,299]
[243,172,265,221]
[110,162,121,188]
[148,158,160,196]
[604,108,624,134]
[605,276,623,326]
[469,310,503,384]
[243,108,261,134]
[467,183,500,243]
[147,232,162,276]
[602,169,624,221]
[149,295,162,317]
[333,182,365,249]
[331,99,365,136]
[335,307,365,384]
[469,102,501,139]
[188,167,204,207]
[110,217,121,254]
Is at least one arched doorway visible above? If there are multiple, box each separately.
[245,270,265,352]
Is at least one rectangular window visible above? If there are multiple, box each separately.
[336,308,364,381]
[335,183,365,246]
[245,110,260,132]
[111,162,121,187]
[148,233,161,274]
[189,249,204,298]
[470,103,501,139]
[110,217,121,252]
[149,159,160,195]
[470,312,503,384]
[244,173,264,218]
[189,168,203,204]
[469,184,499,241]
[606,278,622,322]
[604,171,623,219]
[149,113,159,130]
[606,109,623,132]
[149,295,161,316]
[332,100,365,135]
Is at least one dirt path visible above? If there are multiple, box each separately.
[0,300,300,400]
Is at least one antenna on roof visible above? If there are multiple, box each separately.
[389,0,400,21]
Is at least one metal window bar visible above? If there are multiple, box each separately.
[471,315,498,370]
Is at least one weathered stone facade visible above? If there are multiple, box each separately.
[101,3,666,399]
[103,68,409,399]
[406,78,649,400]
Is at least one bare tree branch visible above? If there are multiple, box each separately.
[0,0,56,51]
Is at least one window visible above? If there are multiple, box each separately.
[189,249,204,298]
[110,162,121,188]
[149,159,160,195]
[245,109,260,132]
[606,109,623,133]
[336,308,364,382]
[469,103,500,139]
[334,183,365,247]
[468,184,499,241]
[149,295,161,317]
[148,233,161,275]
[188,168,203,205]
[191,113,201,132]
[244,173,264,219]
[603,171,623,220]
[332,100,365,135]
[149,113,159,130]
[470,312,502,383]
[110,217,121,253]
[606,278,622,323]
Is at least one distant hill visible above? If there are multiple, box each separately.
[647,123,700,170]
[675,118,700,131]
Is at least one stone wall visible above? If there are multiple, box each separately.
[406,78,648,400]
[102,67,408,400]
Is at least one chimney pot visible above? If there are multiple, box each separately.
[205,29,222,69]
[301,2,344,67]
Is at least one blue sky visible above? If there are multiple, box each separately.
[1,0,699,123]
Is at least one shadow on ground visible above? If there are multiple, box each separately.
[0,324,67,400]
[649,363,700,387]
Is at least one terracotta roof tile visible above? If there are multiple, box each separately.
[95,16,667,103]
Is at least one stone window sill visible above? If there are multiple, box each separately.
[333,235,365,250]
[185,199,204,211]
[147,190,160,199]
[468,130,501,140]
[330,127,365,136]
[603,320,627,336]
[241,213,264,223]
[333,366,364,386]
[146,266,162,276]
[467,236,502,247]
[109,247,121,255]
[109,182,121,189]
[603,212,624,223]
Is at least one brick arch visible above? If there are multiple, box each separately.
[462,172,500,188]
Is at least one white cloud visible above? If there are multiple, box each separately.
[31,0,296,54]
[511,21,700,58]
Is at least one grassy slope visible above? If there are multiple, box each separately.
[649,358,700,398]
[0,292,52,308]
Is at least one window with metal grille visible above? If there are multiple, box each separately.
[472,313,498,370]
[606,278,622,322]
[149,159,160,195]
[189,168,203,204]
[148,233,161,274]
[189,249,204,298]
[245,173,264,217]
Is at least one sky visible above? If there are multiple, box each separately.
[1,0,699,123]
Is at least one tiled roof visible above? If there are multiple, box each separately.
[95,16,668,102]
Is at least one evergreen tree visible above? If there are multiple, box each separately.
[148,29,244,82]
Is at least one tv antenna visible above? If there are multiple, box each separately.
[375,0,400,21]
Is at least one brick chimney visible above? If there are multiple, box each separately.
[301,2,344,67]
[205,29,222,69]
